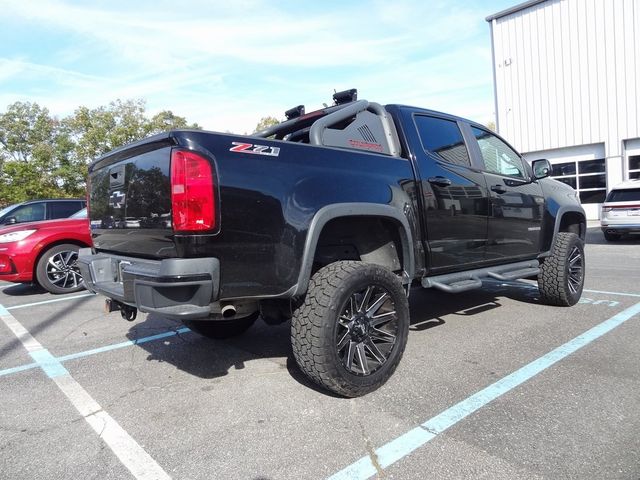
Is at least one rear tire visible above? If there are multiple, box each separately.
[185,312,259,339]
[35,243,85,294]
[603,231,622,242]
[291,261,409,397]
[538,232,585,306]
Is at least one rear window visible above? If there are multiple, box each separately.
[605,188,640,202]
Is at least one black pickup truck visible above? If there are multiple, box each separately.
[78,89,586,397]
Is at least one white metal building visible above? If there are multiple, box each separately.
[487,0,640,219]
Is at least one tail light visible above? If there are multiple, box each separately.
[601,206,612,213]
[171,149,216,232]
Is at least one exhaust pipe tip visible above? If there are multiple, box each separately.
[221,304,237,319]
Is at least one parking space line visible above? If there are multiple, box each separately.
[57,327,192,362]
[583,289,640,298]
[0,303,171,480]
[0,362,39,377]
[6,293,95,310]
[0,327,192,378]
[328,301,640,480]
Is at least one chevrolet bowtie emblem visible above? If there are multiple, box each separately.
[109,190,125,208]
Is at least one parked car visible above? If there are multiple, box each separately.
[0,199,86,227]
[0,208,91,293]
[600,179,640,241]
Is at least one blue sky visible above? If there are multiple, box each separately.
[0,0,516,133]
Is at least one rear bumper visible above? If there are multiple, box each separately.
[600,224,640,235]
[77,248,219,320]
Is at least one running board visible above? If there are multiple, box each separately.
[421,260,540,293]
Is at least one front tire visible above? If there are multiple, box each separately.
[538,232,585,306]
[185,312,259,339]
[291,261,409,397]
[35,243,85,294]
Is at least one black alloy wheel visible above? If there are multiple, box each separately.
[291,261,409,397]
[336,284,399,376]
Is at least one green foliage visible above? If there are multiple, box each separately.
[253,116,280,133]
[0,99,199,207]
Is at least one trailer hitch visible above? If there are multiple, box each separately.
[105,298,138,322]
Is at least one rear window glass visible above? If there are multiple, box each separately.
[606,188,640,202]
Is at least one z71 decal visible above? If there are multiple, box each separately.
[229,142,280,157]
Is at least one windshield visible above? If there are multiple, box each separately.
[0,203,18,218]
[70,208,87,219]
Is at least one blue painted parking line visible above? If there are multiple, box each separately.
[583,289,640,298]
[0,362,39,377]
[0,325,192,378]
[6,293,95,310]
[328,301,640,480]
[56,327,192,363]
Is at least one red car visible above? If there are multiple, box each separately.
[0,208,91,294]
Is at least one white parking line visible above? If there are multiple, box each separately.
[0,303,171,480]
[6,293,95,310]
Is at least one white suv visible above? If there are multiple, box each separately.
[600,179,640,241]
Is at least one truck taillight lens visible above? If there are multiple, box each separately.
[171,149,216,232]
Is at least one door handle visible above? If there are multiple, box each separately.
[491,184,508,194]
[428,176,452,187]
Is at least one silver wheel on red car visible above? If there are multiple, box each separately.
[35,243,85,294]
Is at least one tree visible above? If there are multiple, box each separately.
[253,116,280,133]
[486,120,496,132]
[0,102,69,204]
[0,99,200,206]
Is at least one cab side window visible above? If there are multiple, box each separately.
[414,115,471,167]
[472,127,526,178]
[48,201,83,219]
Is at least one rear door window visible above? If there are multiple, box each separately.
[414,115,471,166]
[48,201,83,219]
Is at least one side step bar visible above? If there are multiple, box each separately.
[421,260,540,293]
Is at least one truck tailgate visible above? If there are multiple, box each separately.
[89,141,177,258]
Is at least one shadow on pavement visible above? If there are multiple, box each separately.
[126,279,543,394]
[586,226,640,245]
[1,283,48,296]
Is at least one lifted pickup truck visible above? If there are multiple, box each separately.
[78,89,586,397]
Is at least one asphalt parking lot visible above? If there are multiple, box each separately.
[1,226,639,480]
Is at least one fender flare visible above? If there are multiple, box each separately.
[542,205,587,256]
[292,203,415,296]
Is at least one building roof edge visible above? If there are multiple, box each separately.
[486,0,549,22]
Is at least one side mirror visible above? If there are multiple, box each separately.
[532,159,552,180]
[4,216,17,225]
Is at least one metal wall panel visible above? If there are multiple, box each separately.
[490,0,640,158]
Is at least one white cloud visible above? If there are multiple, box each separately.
[0,0,499,131]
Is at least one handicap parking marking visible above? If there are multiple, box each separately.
[0,302,171,480]
[328,301,640,480]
